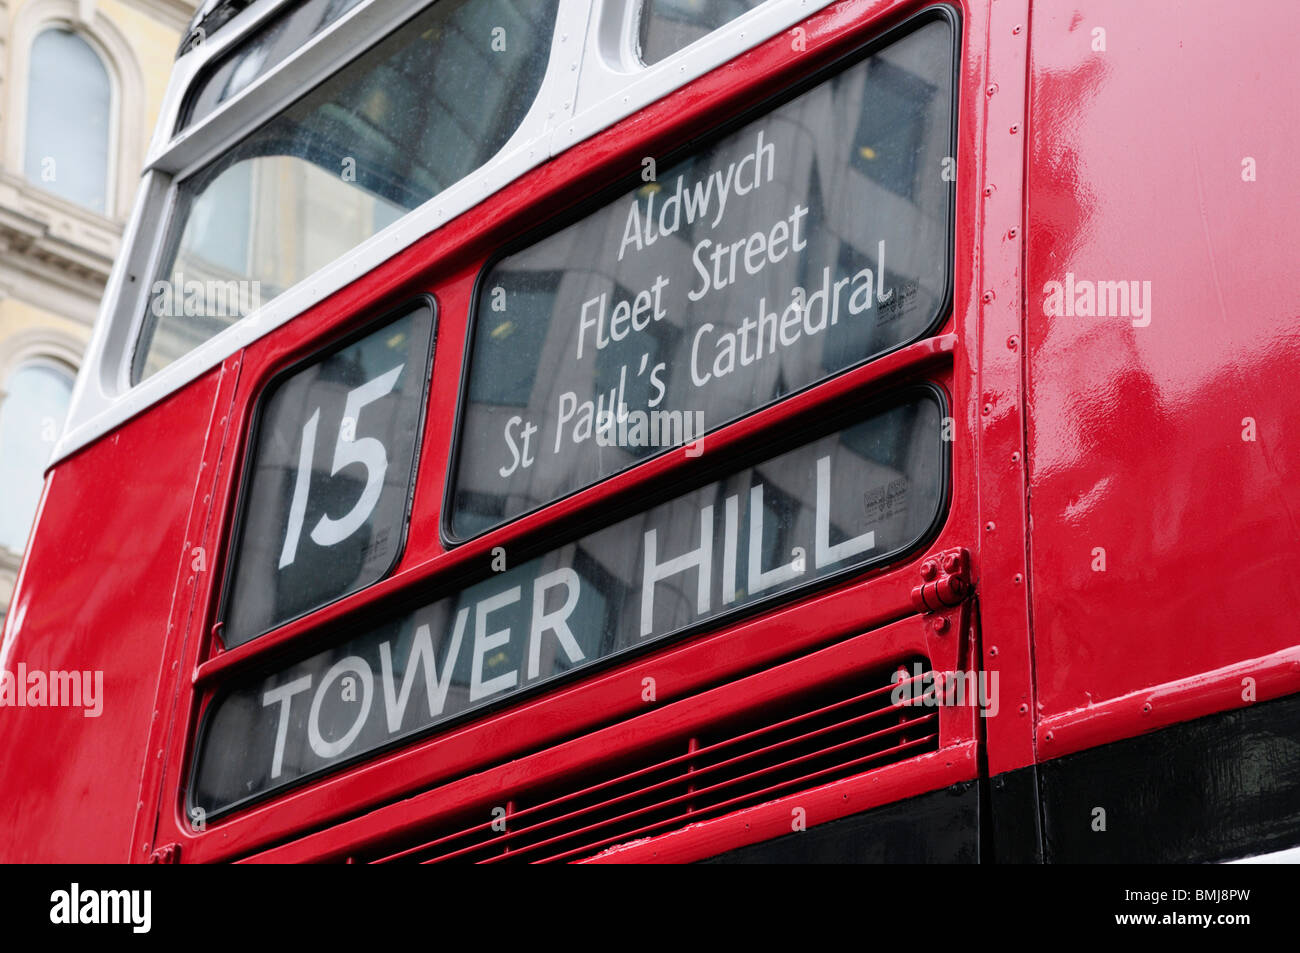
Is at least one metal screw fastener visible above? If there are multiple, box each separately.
[985,522,996,532]
[1008,227,1018,238]
[982,290,995,303]
[1012,451,1021,462]
[1007,335,1019,350]
[932,616,950,634]
[941,552,962,573]
[921,560,938,580]
[1010,124,1020,134]
[986,83,998,96]
[1014,573,1023,584]
[1019,703,1028,714]
[988,646,999,657]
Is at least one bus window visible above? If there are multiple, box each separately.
[449,16,954,540]
[639,0,769,65]
[133,0,560,383]
[221,302,436,647]
[179,0,366,130]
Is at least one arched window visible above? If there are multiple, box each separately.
[0,361,75,553]
[23,27,112,214]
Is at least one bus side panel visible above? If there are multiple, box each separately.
[1024,2,1300,750]
[0,371,223,862]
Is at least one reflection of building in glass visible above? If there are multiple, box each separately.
[0,0,196,629]
[850,55,939,200]
[136,0,562,381]
[639,0,767,64]
[179,0,365,127]
[454,20,954,539]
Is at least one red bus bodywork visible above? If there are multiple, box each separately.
[2,0,1298,863]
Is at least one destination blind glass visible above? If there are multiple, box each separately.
[222,303,436,646]
[448,15,954,540]
[193,391,945,814]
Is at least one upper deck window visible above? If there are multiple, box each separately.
[179,0,366,131]
[133,0,560,383]
[638,0,767,64]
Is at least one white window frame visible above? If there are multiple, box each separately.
[52,0,837,467]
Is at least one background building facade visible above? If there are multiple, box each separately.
[0,0,195,625]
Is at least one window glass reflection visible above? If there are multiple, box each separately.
[639,0,768,64]
[136,0,560,382]
[453,18,954,539]
[180,0,366,129]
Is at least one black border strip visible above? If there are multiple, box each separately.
[441,3,961,547]
[188,380,953,821]
[1037,693,1300,863]
[214,295,439,648]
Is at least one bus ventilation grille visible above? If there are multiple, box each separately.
[365,658,937,863]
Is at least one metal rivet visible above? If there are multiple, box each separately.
[985,521,996,532]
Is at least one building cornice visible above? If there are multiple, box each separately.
[0,172,120,289]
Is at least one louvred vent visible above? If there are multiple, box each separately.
[361,658,938,863]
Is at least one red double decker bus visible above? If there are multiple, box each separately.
[2,0,1298,864]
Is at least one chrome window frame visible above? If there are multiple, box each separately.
[52,0,837,466]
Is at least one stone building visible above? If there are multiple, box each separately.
[0,0,195,625]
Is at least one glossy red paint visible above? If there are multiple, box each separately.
[143,0,987,865]
[1023,0,1300,748]
[236,608,980,862]
[1,0,1293,863]
[0,367,227,862]
[972,0,1035,779]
